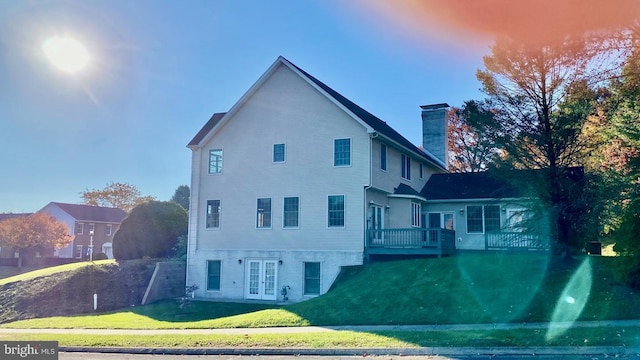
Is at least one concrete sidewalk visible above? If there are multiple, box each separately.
[1,319,639,335]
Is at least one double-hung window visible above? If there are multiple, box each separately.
[283,197,299,228]
[105,224,112,236]
[256,198,272,228]
[334,138,351,166]
[380,143,387,171]
[467,205,501,233]
[328,195,345,227]
[206,200,221,229]
[209,149,223,174]
[206,260,221,291]
[304,262,321,295]
[75,222,84,235]
[401,154,411,180]
[273,143,285,163]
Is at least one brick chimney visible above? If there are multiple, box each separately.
[421,103,450,169]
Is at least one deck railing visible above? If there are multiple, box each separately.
[485,232,549,251]
[366,228,456,254]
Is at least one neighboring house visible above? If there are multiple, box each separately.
[39,202,127,259]
[0,213,33,260]
[186,56,454,303]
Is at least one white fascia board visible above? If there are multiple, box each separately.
[387,194,427,202]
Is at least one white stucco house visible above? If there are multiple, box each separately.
[185,56,544,303]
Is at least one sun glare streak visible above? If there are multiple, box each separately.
[42,36,90,73]
[546,258,592,340]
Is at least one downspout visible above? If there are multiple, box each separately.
[363,132,378,261]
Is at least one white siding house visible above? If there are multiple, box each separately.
[186,57,449,302]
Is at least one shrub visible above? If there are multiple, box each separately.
[113,201,188,260]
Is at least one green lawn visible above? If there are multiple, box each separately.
[3,253,638,330]
[0,260,114,286]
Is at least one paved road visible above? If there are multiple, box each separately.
[59,353,640,360]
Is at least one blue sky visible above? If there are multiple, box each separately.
[0,0,491,213]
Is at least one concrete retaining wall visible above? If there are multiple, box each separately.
[142,261,186,305]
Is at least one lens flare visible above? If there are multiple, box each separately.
[546,258,592,340]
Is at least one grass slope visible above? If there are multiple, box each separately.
[3,252,639,330]
[0,260,156,324]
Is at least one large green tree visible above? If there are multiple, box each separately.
[112,201,188,260]
[475,36,613,255]
[170,185,190,211]
[81,182,155,213]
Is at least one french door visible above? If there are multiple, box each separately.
[246,259,278,300]
[369,205,384,243]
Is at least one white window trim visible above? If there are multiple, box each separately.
[256,197,273,229]
[333,137,352,167]
[77,222,84,235]
[208,148,223,175]
[327,194,346,228]
[205,259,222,292]
[303,261,322,296]
[205,199,221,230]
[75,245,83,259]
[272,143,286,164]
[105,224,113,236]
[466,205,501,234]
[411,202,421,228]
[282,196,300,229]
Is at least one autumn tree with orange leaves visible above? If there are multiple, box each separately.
[81,182,155,213]
[0,213,74,268]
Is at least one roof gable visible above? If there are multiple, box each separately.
[46,202,127,223]
[187,57,446,170]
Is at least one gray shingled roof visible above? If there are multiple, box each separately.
[49,202,127,223]
[421,172,521,200]
[287,59,445,170]
[188,112,226,147]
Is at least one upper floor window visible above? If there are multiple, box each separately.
[419,163,424,179]
[256,198,272,228]
[401,154,411,180]
[380,143,387,171]
[75,222,84,235]
[105,224,113,236]
[206,200,221,229]
[88,223,95,235]
[467,205,501,233]
[273,143,285,163]
[334,138,351,166]
[209,149,223,174]
[283,197,299,228]
[328,195,345,227]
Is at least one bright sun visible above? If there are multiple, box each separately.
[42,36,90,73]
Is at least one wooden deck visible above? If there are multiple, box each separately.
[485,232,549,251]
[365,228,456,257]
